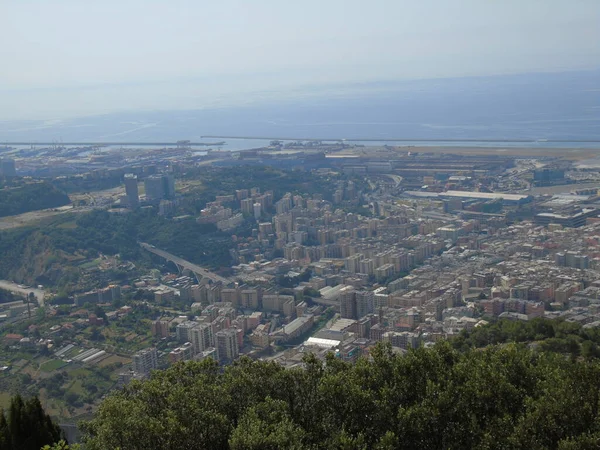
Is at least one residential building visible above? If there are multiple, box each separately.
[133,347,158,375]
[176,321,198,343]
[151,319,170,338]
[190,322,213,353]
[169,342,194,363]
[355,290,374,319]
[340,288,357,320]
[0,158,16,177]
[215,329,239,364]
[124,173,139,209]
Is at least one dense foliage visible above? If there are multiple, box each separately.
[0,182,70,217]
[47,209,231,267]
[186,165,334,197]
[452,317,600,359]
[0,167,348,287]
[0,209,232,287]
[82,342,600,449]
[51,174,123,194]
[0,394,63,450]
[0,287,20,304]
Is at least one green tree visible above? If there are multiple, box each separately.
[93,305,108,324]
[82,360,230,450]
[80,341,600,449]
[0,395,63,450]
[41,440,80,450]
[89,327,104,342]
[229,398,305,450]
[0,408,9,449]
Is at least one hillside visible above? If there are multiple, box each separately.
[0,182,70,217]
[0,166,355,289]
[453,317,600,359]
[0,209,232,290]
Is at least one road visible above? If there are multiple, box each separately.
[0,280,45,306]
[139,243,231,285]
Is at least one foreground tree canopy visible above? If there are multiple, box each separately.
[81,342,600,450]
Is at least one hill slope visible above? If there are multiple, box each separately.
[0,182,70,217]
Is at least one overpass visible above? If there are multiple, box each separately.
[140,243,231,285]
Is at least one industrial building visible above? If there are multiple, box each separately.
[535,208,599,228]
[404,190,532,205]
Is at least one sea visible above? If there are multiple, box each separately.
[0,69,599,151]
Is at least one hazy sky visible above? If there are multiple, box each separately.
[1,0,599,120]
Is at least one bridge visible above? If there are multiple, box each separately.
[140,243,231,285]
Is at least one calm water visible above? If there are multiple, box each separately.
[1,70,599,150]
